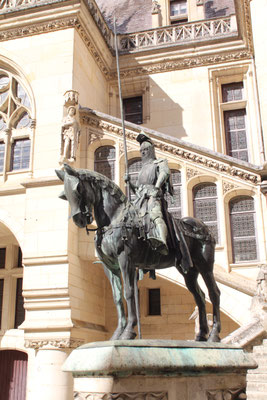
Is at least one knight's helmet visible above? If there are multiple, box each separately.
[136,131,156,161]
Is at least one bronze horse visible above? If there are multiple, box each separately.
[56,164,221,342]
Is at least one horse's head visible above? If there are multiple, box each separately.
[55,164,94,228]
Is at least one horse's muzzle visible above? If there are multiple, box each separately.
[73,212,88,228]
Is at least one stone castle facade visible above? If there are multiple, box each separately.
[0,0,266,399]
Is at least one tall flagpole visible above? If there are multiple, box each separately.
[114,17,130,198]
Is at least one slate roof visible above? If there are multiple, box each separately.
[95,0,236,34]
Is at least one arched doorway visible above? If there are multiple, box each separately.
[0,350,28,400]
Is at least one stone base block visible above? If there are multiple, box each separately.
[63,340,257,400]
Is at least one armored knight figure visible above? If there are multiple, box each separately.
[125,131,173,255]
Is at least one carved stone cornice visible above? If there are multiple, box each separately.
[74,393,168,400]
[110,50,253,80]
[25,338,84,350]
[0,16,78,42]
[75,18,111,78]
[243,0,254,54]
[80,112,260,184]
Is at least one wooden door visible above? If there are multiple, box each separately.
[0,350,28,400]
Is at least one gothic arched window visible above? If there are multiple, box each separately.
[229,196,258,263]
[94,145,116,180]
[0,70,32,174]
[193,182,219,243]
[166,169,182,218]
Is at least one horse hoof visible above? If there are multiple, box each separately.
[195,334,208,342]
[110,328,125,340]
[208,334,221,343]
[120,330,137,340]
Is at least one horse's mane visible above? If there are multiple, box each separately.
[77,169,127,204]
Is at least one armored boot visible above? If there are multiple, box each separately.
[148,218,168,255]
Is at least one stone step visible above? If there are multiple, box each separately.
[247,365,267,373]
[246,372,267,381]
[246,381,267,393]
[246,391,267,400]
[253,345,267,354]
[249,355,267,366]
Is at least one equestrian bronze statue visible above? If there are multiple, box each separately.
[55,133,221,342]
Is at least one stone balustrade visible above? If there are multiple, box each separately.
[119,16,238,52]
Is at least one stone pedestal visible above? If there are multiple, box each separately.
[63,340,257,400]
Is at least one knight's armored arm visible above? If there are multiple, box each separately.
[155,159,170,190]
[124,174,137,194]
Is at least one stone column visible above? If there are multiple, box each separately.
[33,348,73,400]
[25,339,80,400]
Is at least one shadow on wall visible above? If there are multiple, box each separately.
[145,77,187,141]
[204,0,236,18]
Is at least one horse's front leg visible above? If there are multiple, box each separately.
[119,252,137,340]
[102,264,127,340]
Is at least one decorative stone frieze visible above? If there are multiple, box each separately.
[206,387,246,400]
[74,393,168,400]
[80,113,260,184]
[152,0,160,15]
[88,131,101,145]
[222,181,240,194]
[111,50,253,80]
[25,338,85,350]
[0,17,79,41]
[186,167,203,181]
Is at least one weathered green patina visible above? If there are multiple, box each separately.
[63,340,257,378]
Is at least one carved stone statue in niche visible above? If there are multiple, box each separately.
[60,106,80,163]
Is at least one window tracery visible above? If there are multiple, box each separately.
[0,69,33,175]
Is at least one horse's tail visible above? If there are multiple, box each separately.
[134,269,142,339]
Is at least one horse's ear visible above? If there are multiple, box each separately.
[55,169,65,181]
[64,163,79,178]
[59,191,67,200]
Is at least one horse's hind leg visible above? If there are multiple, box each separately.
[201,270,221,342]
[182,269,209,341]
[103,265,126,340]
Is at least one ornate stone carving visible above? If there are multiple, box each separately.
[186,167,202,181]
[75,20,110,78]
[152,0,160,15]
[111,50,253,80]
[88,132,100,145]
[25,338,85,350]
[80,115,260,184]
[0,17,79,41]
[60,106,81,163]
[74,393,168,400]
[64,90,79,106]
[206,387,246,400]
[119,17,235,52]
[222,181,239,194]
